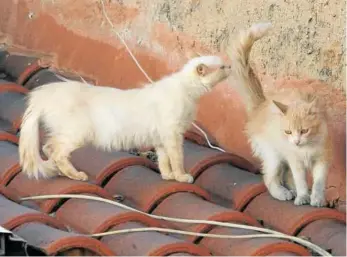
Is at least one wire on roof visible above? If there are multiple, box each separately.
[20,194,331,256]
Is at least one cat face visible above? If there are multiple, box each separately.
[183,55,231,89]
[272,99,324,147]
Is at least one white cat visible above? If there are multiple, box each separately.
[19,54,231,183]
[227,23,331,207]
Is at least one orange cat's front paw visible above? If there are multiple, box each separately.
[310,193,327,207]
[174,173,194,183]
[270,186,294,201]
[294,194,310,206]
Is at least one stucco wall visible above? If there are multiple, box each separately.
[1,0,345,89]
[0,0,345,208]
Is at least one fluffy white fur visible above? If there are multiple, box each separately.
[19,54,231,183]
[227,23,331,207]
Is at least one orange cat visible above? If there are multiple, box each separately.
[227,23,331,207]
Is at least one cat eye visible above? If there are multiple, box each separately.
[300,129,309,134]
[284,130,292,135]
[196,64,207,76]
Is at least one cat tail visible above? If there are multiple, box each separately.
[227,22,272,113]
[19,96,57,179]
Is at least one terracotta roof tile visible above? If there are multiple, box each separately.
[100,221,211,256]
[23,69,65,90]
[0,51,345,256]
[151,192,259,242]
[7,173,114,213]
[103,165,211,213]
[70,145,158,186]
[55,197,161,234]
[0,194,65,231]
[12,222,115,256]
[0,139,21,185]
[244,192,346,235]
[298,219,346,256]
[199,226,311,256]
[195,163,266,210]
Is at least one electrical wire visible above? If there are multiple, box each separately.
[20,194,331,256]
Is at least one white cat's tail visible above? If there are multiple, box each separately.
[227,22,272,113]
[19,97,57,179]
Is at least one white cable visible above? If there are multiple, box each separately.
[90,227,309,241]
[20,194,331,256]
[99,0,153,84]
[99,0,225,153]
[191,123,226,152]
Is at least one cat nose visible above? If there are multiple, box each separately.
[221,65,231,69]
[294,139,300,145]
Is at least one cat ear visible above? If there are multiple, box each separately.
[272,100,288,114]
[186,51,201,59]
[308,98,319,114]
[196,64,207,76]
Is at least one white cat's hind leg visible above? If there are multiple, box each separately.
[49,138,88,181]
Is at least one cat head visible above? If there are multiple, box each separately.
[271,94,326,147]
[182,52,231,90]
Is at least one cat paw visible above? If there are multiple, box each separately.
[75,171,89,181]
[270,186,294,201]
[161,173,175,180]
[289,189,297,198]
[294,194,311,206]
[175,173,194,183]
[310,193,327,207]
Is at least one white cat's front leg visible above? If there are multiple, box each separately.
[287,158,310,205]
[262,155,294,201]
[310,161,328,207]
[156,147,175,180]
[163,136,193,183]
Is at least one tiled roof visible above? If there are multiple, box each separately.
[0,49,346,256]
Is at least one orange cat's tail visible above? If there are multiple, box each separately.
[227,22,272,114]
